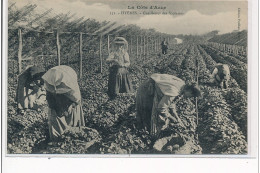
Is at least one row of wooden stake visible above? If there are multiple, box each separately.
[16,28,173,77]
[208,42,247,56]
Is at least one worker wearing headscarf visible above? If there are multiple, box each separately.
[136,74,201,138]
[106,37,133,99]
[42,65,85,141]
[16,66,46,115]
[212,63,230,89]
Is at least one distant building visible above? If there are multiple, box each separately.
[173,38,183,44]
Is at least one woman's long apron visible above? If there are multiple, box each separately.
[136,79,155,131]
[136,79,177,138]
[46,92,85,141]
[108,65,133,98]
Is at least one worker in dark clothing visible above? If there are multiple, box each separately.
[161,38,168,55]
[136,73,201,138]
[16,66,45,115]
[42,65,85,141]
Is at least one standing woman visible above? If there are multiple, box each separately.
[106,37,133,99]
[42,65,85,141]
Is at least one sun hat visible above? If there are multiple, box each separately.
[113,37,128,45]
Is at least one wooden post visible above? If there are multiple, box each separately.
[148,37,151,55]
[146,36,149,55]
[145,36,147,55]
[144,36,146,55]
[167,37,170,48]
[143,36,145,55]
[143,36,146,55]
[147,36,149,54]
[18,28,22,73]
[33,56,36,66]
[147,37,149,55]
[158,37,160,51]
[107,34,110,53]
[140,36,143,55]
[155,38,157,51]
[148,37,150,54]
[155,37,158,52]
[195,58,199,126]
[100,35,103,73]
[43,54,47,70]
[146,36,148,55]
[130,36,132,55]
[153,37,154,53]
[12,61,15,83]
[136,36,139,57]
[153,37,156,52]
[157,38,160,51]
[139,36,141,55]
[150,37,152,54]
[79,32,83,78]
[56,30,61,66]
[154,37,156,52]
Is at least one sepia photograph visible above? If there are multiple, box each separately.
[4,0,252,156]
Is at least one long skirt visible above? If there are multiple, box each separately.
[108,65,133,98]
[48,104,85,141]
[136,79,166,137]
[16,72,31,110]
[136,79,155,132]
[161,46,168,54]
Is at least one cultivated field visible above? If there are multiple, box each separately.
[7,43,247,154]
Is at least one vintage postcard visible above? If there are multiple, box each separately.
[4,0,256,158]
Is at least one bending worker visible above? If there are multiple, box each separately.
[136,73,201,138]
[42,65,85,141]
[212,63,230,89]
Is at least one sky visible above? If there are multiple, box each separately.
[9,0,248,35]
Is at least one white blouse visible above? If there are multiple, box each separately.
[106,51,130,67]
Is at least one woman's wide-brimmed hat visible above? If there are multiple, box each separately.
[111,37,128,51]
[113,37,128,45]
